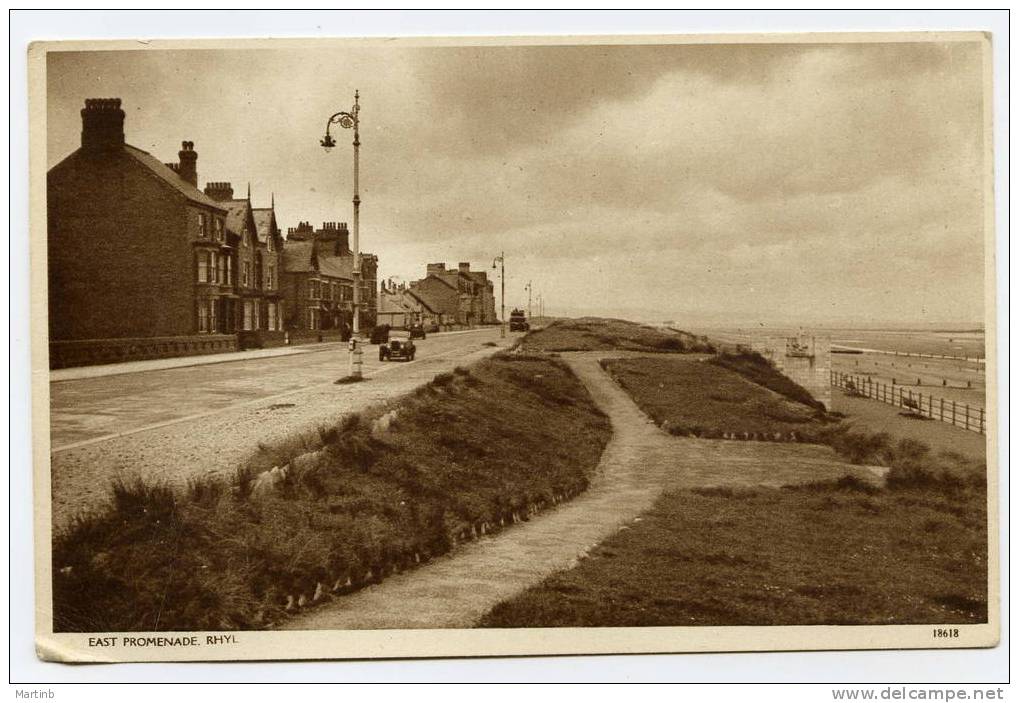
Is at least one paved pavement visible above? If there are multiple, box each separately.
[285,352,882,631]
[48,327,517,531]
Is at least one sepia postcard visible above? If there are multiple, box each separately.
[27,31,999,663]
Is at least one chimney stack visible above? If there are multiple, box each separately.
[336,222,350,255]
[81,98,125,151]
[458,262,471,273]
[203,181,234,201]
[427,263,447,277]
[178,141,198,187]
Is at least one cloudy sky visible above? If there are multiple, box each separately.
[46,38,988,327]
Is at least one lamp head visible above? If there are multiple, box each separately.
[320,133,336,152]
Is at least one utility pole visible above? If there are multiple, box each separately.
[525,281,532,319]
[492,252,506,338]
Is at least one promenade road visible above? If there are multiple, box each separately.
[47,327,516,531]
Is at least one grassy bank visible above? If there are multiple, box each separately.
[523,317,715,354]
[481,470,987,626]
[52,354,611,632]
[601,356,827,439]
[481,355,987,628]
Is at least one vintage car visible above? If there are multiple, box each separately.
[409,323,427,339]
[379,330,416,362]
[509,309,530,332]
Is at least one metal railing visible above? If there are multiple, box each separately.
[831,371,985,435]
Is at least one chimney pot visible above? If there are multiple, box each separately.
[178,140,198,187]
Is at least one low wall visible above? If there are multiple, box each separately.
[50,334,239,370]
[752,335,832,410]
[283,330,349,346]
[238,330,288,350]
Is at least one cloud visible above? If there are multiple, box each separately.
[45,39,987,326]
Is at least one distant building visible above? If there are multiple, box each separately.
[47,98,236,367]
[377,280,442,328]
[283,220,377,332]
[407,262,495,327]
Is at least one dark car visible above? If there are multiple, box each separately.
[409,323,426,339]
[509,309,529,332]
[379,330,416,361]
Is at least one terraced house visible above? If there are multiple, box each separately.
[202,182,285,347]
[47,98,289,368]
[47,99,234,368]
[405,262,497,328]
[281,220,378,337]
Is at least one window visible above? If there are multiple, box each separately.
[242,229,249,247]
[197,252,209,282]
[253,302,261,330]
[218,254,227,285]
[267,303,277,331]
[198,213,208,238]
[209,298,218,332]
[243,301,254,331]
[226,257,232,285]
[267,235,274,253]
[210,252,218,283]
[309,308,319,330]
[243,262,251,287]
[309,280,320,299]
[197,300,209,332]
[267,265,275,290]
[214,218,223,241]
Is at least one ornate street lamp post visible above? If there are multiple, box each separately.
[321,90,362,338]
[492,252,506,338]
[524,280,532,320]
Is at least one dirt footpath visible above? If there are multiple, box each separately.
[285,352,878,631]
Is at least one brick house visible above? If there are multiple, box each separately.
[202,182,285,346]
[47,98,236,368]
[377,280,442,328]
[408,262,492,327]
[282,221,377,333]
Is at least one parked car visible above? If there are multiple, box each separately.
[379,330,416,362]
[369,324,391,345]
[509,309,530,332]
[409,323,426,339]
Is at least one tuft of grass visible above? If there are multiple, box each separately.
[335,375,366,385]
[52,356,611,632]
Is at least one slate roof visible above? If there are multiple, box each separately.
[123,145,225,211]
[403,289,439,314]
[318,255,354,281]
[281,241,354,281]
[221,199,252,239]
[282,240,315,273]
[252,208,276,244]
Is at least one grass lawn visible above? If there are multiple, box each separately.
[523,317,715,354]
[481,350,988,628]
[601,356,825,439]
[480,477,987,627]
[52,354,611,632]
